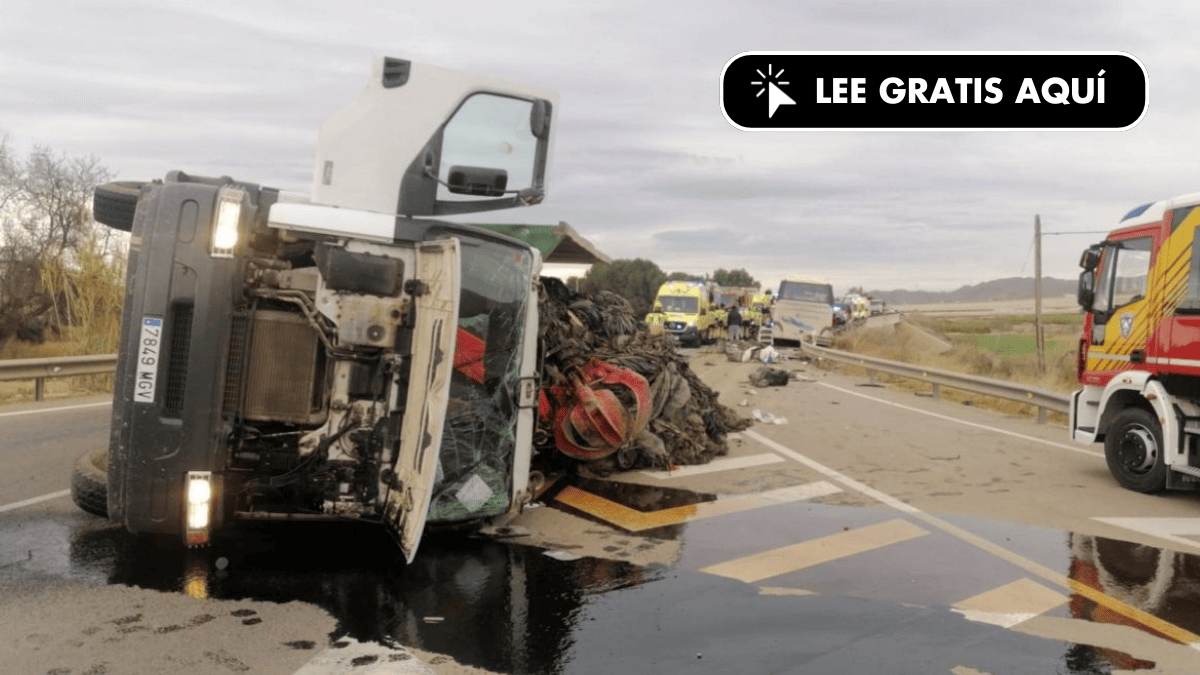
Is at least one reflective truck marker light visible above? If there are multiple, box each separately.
[210,188,245,257]
[186,471,213,545]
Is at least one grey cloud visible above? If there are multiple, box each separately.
[4,0,1198,292]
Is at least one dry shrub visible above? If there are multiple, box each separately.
[0,233,124,399]
[38,237,126,355]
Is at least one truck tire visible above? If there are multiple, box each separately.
[71,448,109,518]
[1104,407,1167,493]
[93,181,144,232]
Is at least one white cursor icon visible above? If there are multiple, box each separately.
[767,82,795,118]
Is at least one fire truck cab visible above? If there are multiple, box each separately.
[1071,191,1200,493]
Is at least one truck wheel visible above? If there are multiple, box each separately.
[1104,408,1167,493]
[71,448,109,518]
[93,181,144,232]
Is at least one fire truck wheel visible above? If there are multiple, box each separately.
[93,181,144,232]
[71,448,109,518]
[1104,408,1167,493]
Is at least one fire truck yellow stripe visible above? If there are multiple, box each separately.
[1164,243,1192,314]
[1161,245,1189,311]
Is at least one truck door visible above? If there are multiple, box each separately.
[383,238,460,563]
[1086,235,1153,378]
[1157,207,1200,372]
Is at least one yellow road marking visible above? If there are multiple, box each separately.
[553,480,841,532]
[699,519,929,583]
[758,586,816,597]
[951,578,1068,628]
[950,667,994,675]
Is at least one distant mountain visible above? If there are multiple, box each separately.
[867,277,1076,305]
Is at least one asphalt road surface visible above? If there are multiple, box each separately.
[3,350,1200,674]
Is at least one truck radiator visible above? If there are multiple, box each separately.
[241,310,326,425]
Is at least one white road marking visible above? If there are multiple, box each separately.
[950,578,1067,629]
[0,489,70,513]
[817,382,1104,458]
[0,401,111,418]
[700,518,929,583]
[1092,517,1200,552]
[640,452,785,479]
[555,480,841,532]
[742,428,1200,647]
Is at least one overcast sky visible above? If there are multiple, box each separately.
[2,0,1194,294]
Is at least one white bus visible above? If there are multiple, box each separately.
[773,277,835,346]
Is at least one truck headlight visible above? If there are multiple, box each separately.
[186,471,213,546]
[210,187,245,258]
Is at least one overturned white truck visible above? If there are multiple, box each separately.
[82,58,573,562]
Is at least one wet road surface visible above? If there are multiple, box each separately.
[6,378,1200,673]
[6,475,1200,674]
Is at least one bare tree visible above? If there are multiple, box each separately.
[0,138,122,351]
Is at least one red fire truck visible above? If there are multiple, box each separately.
[1071,191,1200,493]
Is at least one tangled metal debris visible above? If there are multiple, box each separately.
[535,278,751,476]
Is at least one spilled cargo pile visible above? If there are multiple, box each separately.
[535,278,751,476]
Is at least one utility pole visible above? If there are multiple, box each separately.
[1035,214,1045,374]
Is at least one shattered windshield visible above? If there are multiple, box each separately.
[429,237,533,522]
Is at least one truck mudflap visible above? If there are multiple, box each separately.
[383,238,461,562]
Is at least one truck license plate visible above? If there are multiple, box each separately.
[134,316,162,404]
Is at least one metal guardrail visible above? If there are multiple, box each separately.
[0,354,117,401]
[799,342,1071,424]
[1,345,1074,421]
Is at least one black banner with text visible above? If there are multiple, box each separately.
[721,52,1147,130]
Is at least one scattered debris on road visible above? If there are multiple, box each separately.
[536,278,751,476]
[749,367,791,388]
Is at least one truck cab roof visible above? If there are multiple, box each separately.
[1118,191,1200,230]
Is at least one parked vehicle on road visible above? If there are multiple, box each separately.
[772,277,835,346]
[646,280,718,347]
[1070,192,1200,494]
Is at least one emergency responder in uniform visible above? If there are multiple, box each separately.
[727,305,743,342]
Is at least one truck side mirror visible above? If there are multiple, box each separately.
[530,99,552,140]
[1077,269,1095,309]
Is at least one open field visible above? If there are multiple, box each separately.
[893,294,1081,317]
[830,299,1084,422]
